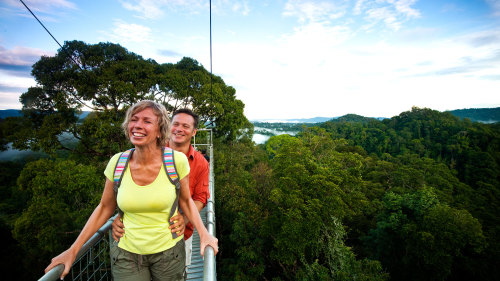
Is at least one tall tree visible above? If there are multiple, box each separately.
[7,41,250,162]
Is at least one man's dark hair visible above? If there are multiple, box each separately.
[172,108,199,128]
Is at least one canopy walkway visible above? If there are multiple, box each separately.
[38,129,216,281]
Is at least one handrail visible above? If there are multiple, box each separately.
[38,214,118,281]
[203,131,216,281]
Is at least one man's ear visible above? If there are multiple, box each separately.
[192,128,197,137]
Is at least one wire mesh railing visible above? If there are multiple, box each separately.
[38,215,116,281]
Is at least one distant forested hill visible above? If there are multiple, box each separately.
[448,107,500,123]
[0,110,91,120]
[0,110,22,119]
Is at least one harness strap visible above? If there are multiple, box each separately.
[163,147,181,239]
[113,148,134,218]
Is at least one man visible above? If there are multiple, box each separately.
[112,108,210,268]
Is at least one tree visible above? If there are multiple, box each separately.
[12,159,103,279]
[156,57,252,141]
[364,189,485,281]
[8,41,250,162]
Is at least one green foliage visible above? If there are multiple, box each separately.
[297,218,388,281]
[318,107,500,280]
[12,159,103,278]
[214,140,270,279]
[216,109,499,280]
[364,189,485,281]
[215,132,387,280]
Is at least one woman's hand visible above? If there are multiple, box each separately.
[169,213,186,236]
[44,247,77,280]
[200,233,218,257]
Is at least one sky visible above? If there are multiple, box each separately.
[0,0,499,120]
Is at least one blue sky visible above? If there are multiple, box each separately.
[0,0,499,120]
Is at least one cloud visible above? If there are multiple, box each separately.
[4,0,77,22]
[433,49,500,76]
[480,74,500,80]
[486,0,500,17]
[119,0,253,19]
[283,0,421,33]
[392,0,420,18]
[0,74,37,110]
[0,46,54,77]
[119,0,206,19]
[353,0,367,15]
[4,0,77,12]
[440,3,462,13]
[232,1,250,16]
[469,33,500,47]
[283,0,347,23]
[0,83,28,93]
[213,16,500,120]
[364,7,400,30]
[107,20,153,44]
[352,0,421,31]
[0,46,46,109]
[158,49,183,57]
[419,30,500,77]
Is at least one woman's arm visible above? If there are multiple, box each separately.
[178,176,218,256]
[44,178,117,279]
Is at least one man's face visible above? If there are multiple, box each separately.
[170,113,196,146]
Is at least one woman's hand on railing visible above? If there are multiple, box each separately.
[45,247,77,280]
[200,233,218,257]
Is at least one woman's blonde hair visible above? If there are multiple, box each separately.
[122,100,170,147]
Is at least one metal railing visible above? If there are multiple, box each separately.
[39,129,216,281]
[201,129,216,280]
[38,215,116,281]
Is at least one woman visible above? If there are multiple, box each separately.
[45,100,218,280]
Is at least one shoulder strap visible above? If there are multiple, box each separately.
[113,148,135,218]
[163,147,180,185]
[163,147,182,239]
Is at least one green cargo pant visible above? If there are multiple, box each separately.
[110,239,185,281]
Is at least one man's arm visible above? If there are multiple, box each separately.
[183,200,204,224]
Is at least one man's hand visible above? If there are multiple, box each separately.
[111,215,124,242]
[169,213,186,236]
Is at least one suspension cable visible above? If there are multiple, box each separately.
[210,0,213,115]
[19,0,83,69]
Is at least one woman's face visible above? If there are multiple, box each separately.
[128,107,160,148]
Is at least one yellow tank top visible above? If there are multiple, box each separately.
[104,150,190,254]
